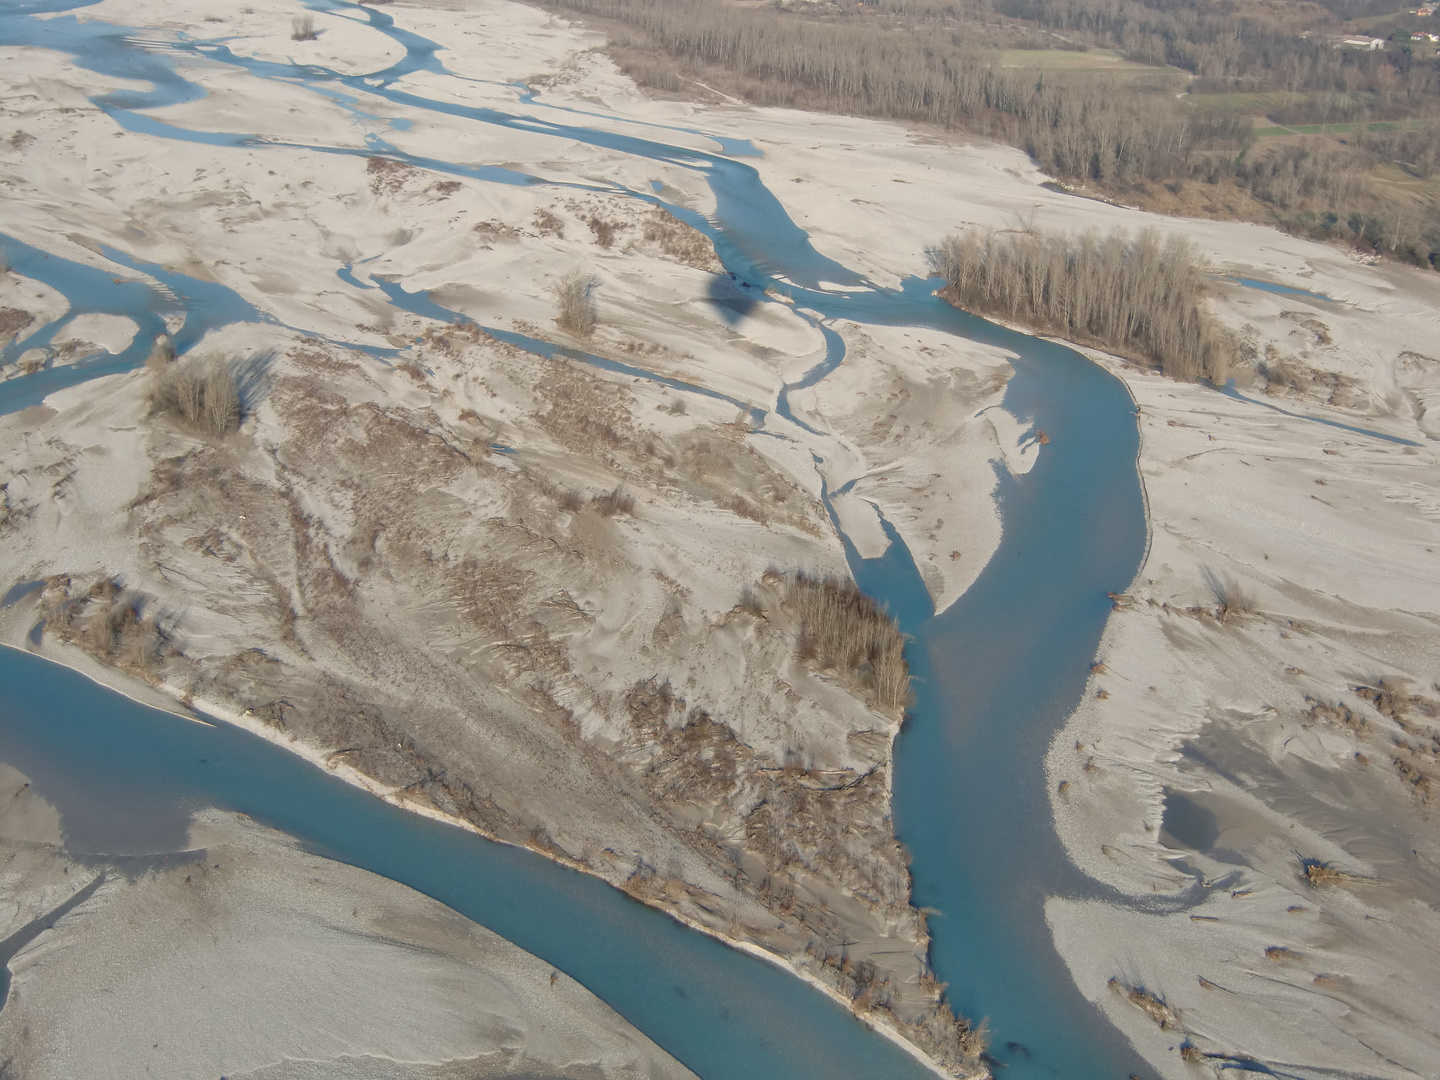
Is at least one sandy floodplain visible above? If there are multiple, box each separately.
[0,0,1438,1077]
[0,764,697,1080]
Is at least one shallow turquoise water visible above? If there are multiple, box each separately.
[0,2,1160,1077]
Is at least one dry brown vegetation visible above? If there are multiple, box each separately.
[1301,682,1440,805]
[534,208,565,237]
[366,156,415,196]
[1201,566,1254,622]
[147,352,241,438]
[931,225,1232,381]
[0,307,32,344]
[473,219,521,246]
[1108,976,1181,1029]
[1361,680,1440,805]
[784,572,909,714]
[620,672,986,1071]
[590,484,636,516]
[1301,858,1370,887]
[555,270,598,338]
[39,575,171,680]
[587,215,620,247]
[291,13,317,40]
[640,206,723,270]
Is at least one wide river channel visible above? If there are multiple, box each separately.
[0,1,1153,1077]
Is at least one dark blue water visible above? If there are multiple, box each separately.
[896,332,1148,1077]
[0,2,1158,1078]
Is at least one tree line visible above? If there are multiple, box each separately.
[928,226,1232,382]
[537,0,1439,268]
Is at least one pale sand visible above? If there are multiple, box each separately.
[0,766,697,1080]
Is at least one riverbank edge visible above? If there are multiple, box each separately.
[929,298,1156,582]
[0,635,977,1080]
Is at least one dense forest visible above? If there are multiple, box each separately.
[539,0,1440,268]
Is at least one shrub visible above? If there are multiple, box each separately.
[146,334,175,373]
[587,215,620,248]
[558,488,585,513]
[57,577,169,678]
[1,308,33,345]
[727,494,767,524]
[1201,566,1252,624]
[149,356,241,437]
[1302,859,1365,887]
[591,484,635,516]
[1107,977,1179,1029]
[555,271,598,338]
[291,13,317,40]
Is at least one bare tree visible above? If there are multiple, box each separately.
[547,0,1440,269]
[555,271,598,338]
[202,359,240,435]
[148,356,242,438]
[291,13,317,41]
[930,225,1232,382]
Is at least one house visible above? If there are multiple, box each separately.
[1340,35,1386,49]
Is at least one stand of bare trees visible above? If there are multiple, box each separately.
[930,226,1231,381]
[785,573,909,714]
[146,338,241,438]
[540,0,1440,268]
[546,0,1246,183]
[555,271,598,338]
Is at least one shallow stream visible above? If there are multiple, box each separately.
[0,2,1154,1077]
